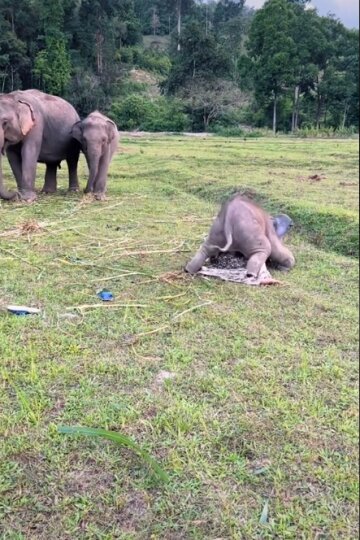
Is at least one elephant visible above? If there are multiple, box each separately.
[71,111,119,200]
[0,89,81,202]
[185,194,295,277]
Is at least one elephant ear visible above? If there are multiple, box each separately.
[17,100,35,136]
[106,119,117,142]
[71,121,83,142]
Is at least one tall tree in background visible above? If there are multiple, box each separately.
[33,0,71,95]
[164,0,194,50]
[165,19,229,92]
[310,17,359,129]
[0,0,35,91]
[289,3,328,131]
[247,0,297,133]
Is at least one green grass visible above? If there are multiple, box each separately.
[0,136,358,539]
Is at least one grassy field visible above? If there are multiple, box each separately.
[0,136,358,539]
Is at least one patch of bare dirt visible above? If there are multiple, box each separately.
[65,461,114,495]
[339,181,358,187]
[129,68,158,85]
[297,173,327,182]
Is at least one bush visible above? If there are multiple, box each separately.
[137,49,171,76]
[210,125,264,138]
[293,126,358,138]
[109,95,189,132]
[118,47,171,76]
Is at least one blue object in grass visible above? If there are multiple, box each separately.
[97,289,114,302]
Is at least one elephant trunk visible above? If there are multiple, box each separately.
[84,150,102,193]
[0,129,18,201]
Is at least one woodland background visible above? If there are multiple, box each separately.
[0,0,358,134]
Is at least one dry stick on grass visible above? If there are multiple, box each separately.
[135,271,186,289]
[0,246,41,271]
[67,302,150,313]
[54,258,126,272]
[157,291,188,301]
[130,300,213,343]
[89,272,148,283]
[117,243,187,257]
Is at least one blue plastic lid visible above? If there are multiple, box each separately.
[97,289,114,302]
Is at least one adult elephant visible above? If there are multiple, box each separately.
[0,89,81,202]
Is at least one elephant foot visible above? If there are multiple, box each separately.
[68,186,80,193]
[19,190,37,203]
[41,186,57,194]
[94,192,106,201]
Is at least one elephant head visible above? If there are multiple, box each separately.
[271,214,293,239]
[0,94,35,200]
[71,111,117,193]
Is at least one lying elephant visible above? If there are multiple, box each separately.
[0,89,81,202]
[185,195,295,277]
[71,111,119,200]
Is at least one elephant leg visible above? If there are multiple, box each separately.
[7,148,22,190]
[42,164,57,193]
[67,145,80,192]
[246,238,272,278]
[20,143,39,201]
[185,242,218,274]
[270,237,295,271]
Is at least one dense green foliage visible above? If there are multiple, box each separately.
[0,0,358,132]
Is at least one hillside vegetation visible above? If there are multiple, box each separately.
[0,0,358,133]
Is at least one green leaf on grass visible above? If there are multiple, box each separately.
[58,426,169,482]
[259,500,269,525]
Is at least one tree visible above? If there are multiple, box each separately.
[151,6,161,36]
[289,4,328,131]
[179,77,247,129]
[247,0,297,133]
[33,0,71,94]
[164,20,230,93]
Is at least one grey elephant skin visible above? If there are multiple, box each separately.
[71,111,119,200]
[186,195,295,277]
[0,89,81,202]
[271,213,293,239]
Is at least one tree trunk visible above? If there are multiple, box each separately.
[341,102,349,129]
[96,31,104,74]
[316,93,322,130]
[292,85,300,132]
[177,0,182,51]
[203,110,210,131]
[272,94,277,135]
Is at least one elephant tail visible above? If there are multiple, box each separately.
[209,227,233,253]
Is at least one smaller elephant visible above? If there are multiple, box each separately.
[185,195,295,277]
[71,111,119,200]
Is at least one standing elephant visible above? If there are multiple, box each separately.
[185,195,295,277]
[0,89,81,202]
[71,111,119,200]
